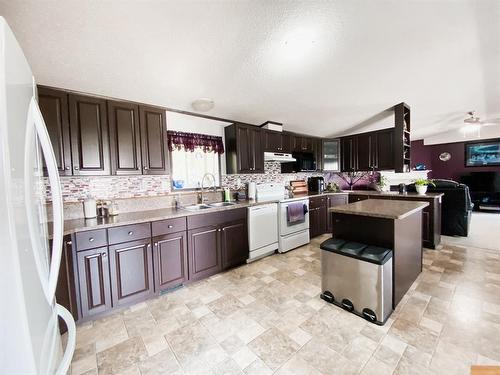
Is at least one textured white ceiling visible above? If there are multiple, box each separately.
[1,0,499,141]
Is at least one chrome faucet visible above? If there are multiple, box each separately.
[198,173,217,204]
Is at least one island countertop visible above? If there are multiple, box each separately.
[329,199,429,220]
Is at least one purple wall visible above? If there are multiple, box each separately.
[411,139,500,182]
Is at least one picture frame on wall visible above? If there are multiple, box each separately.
[465,140,500,167]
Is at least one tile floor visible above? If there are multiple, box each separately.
[68,235,500,375]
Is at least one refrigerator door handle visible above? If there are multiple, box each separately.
[30,97,64,303]
[54,304,76,375]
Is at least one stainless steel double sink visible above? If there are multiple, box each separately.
[182,202,238,211]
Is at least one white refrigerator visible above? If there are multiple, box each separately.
[0,17,76,374]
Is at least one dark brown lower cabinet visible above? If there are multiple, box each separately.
[348,194,369,204]
[309,196,328,238]
[153,231,188,292]
[327,194,349,233]
[221,219,248,269]
[108,239,154,307]
[76,246,112,318]
[188,226,222,281]
[50,235,78,333]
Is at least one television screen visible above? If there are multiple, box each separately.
[465,141,500,166]
[461,172,500,192]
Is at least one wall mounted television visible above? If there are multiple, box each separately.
[465,140,500,167]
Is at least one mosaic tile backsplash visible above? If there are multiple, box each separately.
[43,161,372,208]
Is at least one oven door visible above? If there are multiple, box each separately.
[279,200,310,236]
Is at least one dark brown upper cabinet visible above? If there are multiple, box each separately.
[69,94,110,175]
[263,130,291,153]
[341,128,396,172]
[313,138,323,171]
[139,105,169,175]
[356,132,376,171]
[292,135,314,153]
[108,101,142,175]
[322,139,341,172]
[375,129,395,170]
[225,124,264,174]
[341,136,355,172]
[37,87,72,176]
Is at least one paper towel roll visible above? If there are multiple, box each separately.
[248,182,256,199]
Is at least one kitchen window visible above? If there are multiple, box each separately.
[167,131,224,190]
[170,147,221,189]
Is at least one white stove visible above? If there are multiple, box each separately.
[278,197,310,253]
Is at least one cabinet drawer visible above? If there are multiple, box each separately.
[108,223,151,245]
[152,217,187,236]
[309,196,326,209]
[75,229,107,251]
[328,194,348,206]
[187,208,246,230]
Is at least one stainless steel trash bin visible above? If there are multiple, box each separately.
[320,239,393,325]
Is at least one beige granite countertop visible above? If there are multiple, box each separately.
[347,190,443,198]
[329,199,429,220]
[56,199,274,236]
[53,189,439,236]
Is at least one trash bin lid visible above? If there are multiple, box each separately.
[320,238,346,252]
[340,242,367,255]
[361,246,393,265]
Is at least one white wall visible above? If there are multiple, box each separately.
[166,111,228,174]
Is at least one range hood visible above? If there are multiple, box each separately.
[264,152,296,163]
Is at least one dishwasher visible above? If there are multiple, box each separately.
[247,203,279,262]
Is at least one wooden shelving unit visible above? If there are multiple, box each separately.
[394,102,411,173]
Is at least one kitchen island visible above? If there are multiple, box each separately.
[329,199,429,308]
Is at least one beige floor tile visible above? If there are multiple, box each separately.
[70,241,493,375]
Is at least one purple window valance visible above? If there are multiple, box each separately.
[167,131,225,154]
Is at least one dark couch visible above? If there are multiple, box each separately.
[408,179,473,237]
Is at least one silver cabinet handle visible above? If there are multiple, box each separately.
[128,231,133,236]
[147,244,151,248]
[66,241,72,245]
[89,237,94,242]
[154,242,158,247]
[65,166,70,170]
[167,225,173,229]
[101,252,107,258]
[74,166,79,170]
[143,166,149,170]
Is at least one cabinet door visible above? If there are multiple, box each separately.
[249,127,264,173]
[50,235,78,331]
[236,125,251,173]
[221,220,248,269]
[356,133,373,171]
[188,226,221,281]
[69,94,110,175]
[153,232,188,292]
[76,247,112,318]
[314,139,322,171]
[322,139,340,172]
[309,207,321,238]
[140,105,169,175]
[108,100,142,175]
[341,137,355,172]
[264,130,282,152]
[327,195,348,233]
[38,87,72,176]
[375,129,395,170]
[282,133,292,153]
[108,239,154,307]
[318,198,328,235]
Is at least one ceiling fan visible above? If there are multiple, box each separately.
[461,111,499,137]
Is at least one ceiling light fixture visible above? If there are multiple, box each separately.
[461,110,481,138]
[191,98,214,112]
